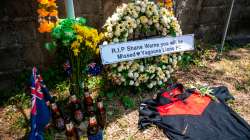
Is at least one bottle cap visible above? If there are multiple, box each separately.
[89,116,97,125]
[97,101,103,109]
[70,95,77,102]
[84,91,90,97]
[51,103,57,110]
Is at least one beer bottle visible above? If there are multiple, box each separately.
[87,113,103,140]
[70,94,84,124]
[96,98,106,129]
[65,116,78,140]
[51,97,65,131]
[87,114,99,136]
[83,88,94,115]
[84,88,93,106]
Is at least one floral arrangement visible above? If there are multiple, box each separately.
[37,0,58,33]
[50,18,102,56]
[102,0,182,89]
[45,18,103,96]
[157,0,174,14]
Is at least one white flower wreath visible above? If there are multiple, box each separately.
[102,0,183,89]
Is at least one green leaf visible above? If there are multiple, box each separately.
[76,17,87,25]
[44,42,56,52]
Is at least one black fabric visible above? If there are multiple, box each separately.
[138,84,250,140]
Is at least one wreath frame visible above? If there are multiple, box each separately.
[102,0,183,89]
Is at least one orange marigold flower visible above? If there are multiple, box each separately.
[47,1,57,8]
[48,0,56,2]
[37,0,48,5]
[38,20,54,33]
[37,8,49,17]
[49,10,58,17]
[165,0,173,9]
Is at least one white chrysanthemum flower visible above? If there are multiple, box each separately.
[107,26,113,32]
[163,77,168,82]
[169,58,173,63]
[114,30,121,37]
[162,65,167,69]
[152,81,157,86]
[127,61,133,66]
[147,83,153,89]
[158,80,163,85]
[152,16,159,23]
[138,74,149,82]
[121,38,127,42]
[147,65,156,73]
[132,11,138,18]
[102,41,108,45]
[165,70,170,75]
[167,74,171,79]
[129,80,135,86]
[141,7,146,13]
[170,68,174,73]
[156,67,161,72]
[116,4,127,14]
[116,24,125,32]
[140,16,148,25]
[121,77,126,82]
[139,65,144,72]
[135,6,141,12]
[134,72,139,78]
[163,17,171,27]
[113,38,119,43]
[108,32,113,38]
[148,19,153,25]
[111,63,117,67]
[146,11,153,17]
[150,74,155,79]
[162,31,167,36]
[136,19,141,24]
[111,13,120,22]
[162,27,167,33]
[135,81,139,86]
[155,23,160,29]
[167,65,172,71]
[178,55,182,61]
[158,71,165,80]
[122,32,128,38]
[129,29,133,33]
[127,3,135,9]
[128,72,134,78]
[117,66,123,72]
[160,8,170,16]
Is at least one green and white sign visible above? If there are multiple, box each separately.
[100,34,194,65]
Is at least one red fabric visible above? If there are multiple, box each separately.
[157,92,211,116]
[162,87,183,102]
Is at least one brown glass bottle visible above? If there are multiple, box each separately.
[51,99,65,131]
[83,88,94,115]
[70,94,84,124]
[87,113,100,136]
[84,90,93,106]
[96,98,106,129]
[65,116,78,140]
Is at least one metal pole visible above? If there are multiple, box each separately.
[64,0,75,18]
[220,0,235,55]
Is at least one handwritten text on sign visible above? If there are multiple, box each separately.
[100,34,194,65]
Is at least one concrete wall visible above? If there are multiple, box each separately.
[0,0,249,90]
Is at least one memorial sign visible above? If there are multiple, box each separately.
[100,34,195,65]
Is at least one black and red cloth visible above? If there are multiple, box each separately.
[138,83,250,140]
